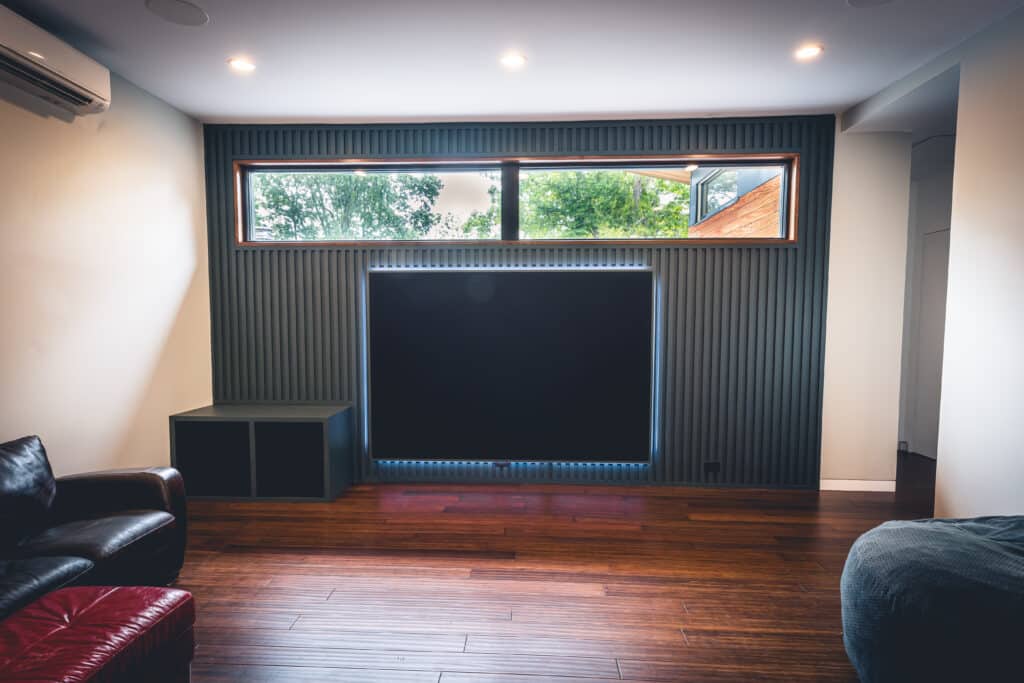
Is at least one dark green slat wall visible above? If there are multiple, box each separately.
[203,115,835,487]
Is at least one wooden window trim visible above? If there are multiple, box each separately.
[233,152,800,247]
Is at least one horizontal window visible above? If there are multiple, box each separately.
[236,156,796,244]
[246,167,500,242]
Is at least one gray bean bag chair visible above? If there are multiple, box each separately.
[841,516,1024,682]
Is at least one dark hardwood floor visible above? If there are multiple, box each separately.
[178,480,932,682]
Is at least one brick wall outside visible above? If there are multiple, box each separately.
[688,174,782,238]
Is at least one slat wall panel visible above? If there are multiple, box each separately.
[203,116,835,487]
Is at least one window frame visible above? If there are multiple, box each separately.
[693,168,739,223]
[233,153,800,247]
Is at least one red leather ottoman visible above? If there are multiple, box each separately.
[0,586,194,683]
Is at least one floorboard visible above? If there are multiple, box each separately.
[178,478,930,681]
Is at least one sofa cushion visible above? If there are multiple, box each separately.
[0,585,195,683]
[15,510,175,584]
[0,556,94,621]
[0,435,57,548]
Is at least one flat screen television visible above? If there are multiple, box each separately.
[367,269,654,463]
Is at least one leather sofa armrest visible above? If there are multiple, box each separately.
[51,468,187,582]
[53,467,186,522]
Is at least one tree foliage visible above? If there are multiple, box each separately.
[459,182,501,239]
[250,169,690,241]
[251,172,444,241]
[519,171,690,239]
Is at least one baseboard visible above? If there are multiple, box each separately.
[820,479,896,492]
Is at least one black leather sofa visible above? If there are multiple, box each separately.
[0,435,187,620]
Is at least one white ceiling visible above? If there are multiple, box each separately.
[5,0,1022,123]
[850,65,961,142]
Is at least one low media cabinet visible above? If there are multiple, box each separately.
[170,403,353,500]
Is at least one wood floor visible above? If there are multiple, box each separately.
[178,482,931,682]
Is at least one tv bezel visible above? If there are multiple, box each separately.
[362,267,657,465]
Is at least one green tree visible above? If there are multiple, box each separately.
[251,169,690,241]
[459,181,501,239]
[408,173,502,240]
[251,172,444,241]
[519,170,690,239]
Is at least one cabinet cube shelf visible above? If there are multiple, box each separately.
[170,403,353,500]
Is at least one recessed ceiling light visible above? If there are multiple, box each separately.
[684,164,699,172]
[227,56,256,73]
[794,43,825,61]
[500,52,527,70]
[145,0,209,27]
[27,51,45,60]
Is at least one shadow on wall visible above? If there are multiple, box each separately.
[0,74,211,475]
[0,81,76,123]
[112,183,211,470]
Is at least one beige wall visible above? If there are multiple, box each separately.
[936,9,1024,517]
[0,74,211,475]
[821,127,912,484]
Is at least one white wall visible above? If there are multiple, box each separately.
[935,9,1024,517]
[898,142,954,460]
[821,127,912,485]
[0,74,211,475]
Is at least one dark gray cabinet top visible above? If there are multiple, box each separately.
[172,403,352,421]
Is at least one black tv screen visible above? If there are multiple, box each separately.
[367,270,653,463]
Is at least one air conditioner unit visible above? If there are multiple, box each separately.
[0,6,110,115]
